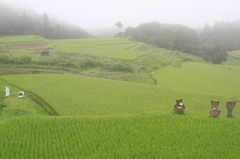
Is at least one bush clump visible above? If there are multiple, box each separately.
[0,51,134,73]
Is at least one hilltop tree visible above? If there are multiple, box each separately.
[173,27,184,51]
[203,45,228,64]
[115,21,123,34]
[200,23,211,44]
[125,22,199,51]
[124,26,133,37]
[42,13,49,38]
[198,20,240,51]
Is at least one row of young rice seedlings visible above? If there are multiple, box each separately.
[0,115,240,158]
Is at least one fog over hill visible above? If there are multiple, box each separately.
[86,27,126,38]
[0,2,93,38]
[1,0,239,30]
[1,0,240,38]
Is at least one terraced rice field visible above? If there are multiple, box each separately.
[51,38,152,60]
[0,35,52,54]
[154,62,240,97]
[1,36,240,158]
[1,70,237,117]
[0,35,43,44]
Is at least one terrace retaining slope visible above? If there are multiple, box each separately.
[5,39,54,51]
[0,67,115,80]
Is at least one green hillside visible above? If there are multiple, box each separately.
[1,73,236,117]
[154,62,240,97]
[228,50,240,56]
[1,36,240,158]
[0,35,52,55]
[51,38,151,60]
[0,35,206,84]
[0,36,151,60]
[0,35,43,44]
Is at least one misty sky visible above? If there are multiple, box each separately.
[1,0,240,29]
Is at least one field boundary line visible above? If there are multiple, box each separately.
[0,67,116,80]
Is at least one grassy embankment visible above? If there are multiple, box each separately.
[0,78,49,121]
[0,35,53,56]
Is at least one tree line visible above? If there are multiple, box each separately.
[199,21,240,51]
[0,2,93,39]
[125,21,240,64]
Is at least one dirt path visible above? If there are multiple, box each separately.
[0,67,115,80]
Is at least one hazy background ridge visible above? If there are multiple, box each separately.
[0,0,240,37]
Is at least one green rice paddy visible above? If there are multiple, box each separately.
[1,115,240,159]
[51,38,152,60]
[1,73,237,117]
[0,35,43,44]
[1,36,240,158]
[228,50,240,56]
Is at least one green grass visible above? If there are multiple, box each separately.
[0,68,61,76]
[0,79,48,121]
[51,38,152,60]
[0,36,152,60]
[228,50,240,56]
[223,56,240,66]
[0,35,45,54]
[1,36,240,158]
[79,48,205,84]
[153,62,240,97]
[0,35,43,44]
[0,115,240,159]
[0,50,35,56]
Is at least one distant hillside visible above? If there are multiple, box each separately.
[0,2,93,39]
[125,22,229,64]
[125,22,199,51]
[199,21,240,51]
